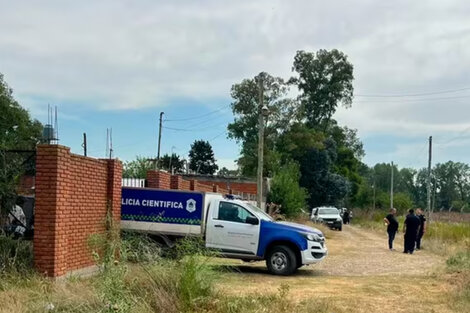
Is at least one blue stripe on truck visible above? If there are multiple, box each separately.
[256,220,308,257]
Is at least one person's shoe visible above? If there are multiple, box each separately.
[390,248,396,251]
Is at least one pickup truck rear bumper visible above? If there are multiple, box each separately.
[301,240,328,265]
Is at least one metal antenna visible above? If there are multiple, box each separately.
[82,133,87,156]
[109,128,113,159]
[106,128,109,158]
[54,106,59,143]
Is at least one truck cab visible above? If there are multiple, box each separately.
[205,196,327,275]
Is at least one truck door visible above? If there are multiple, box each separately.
[206,200,260,256]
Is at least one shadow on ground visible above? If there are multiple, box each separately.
[212,263,325,277]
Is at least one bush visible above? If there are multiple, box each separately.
[268,161,308,217]
[121,231,162,263]
[447,250,470,271]
[0,234,33,275]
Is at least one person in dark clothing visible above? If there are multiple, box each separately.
[343,209,350,224]
[384,208,399,251]
[403,209,421,254]
[415,208,427,250]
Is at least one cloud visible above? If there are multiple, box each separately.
[1,0,470,167]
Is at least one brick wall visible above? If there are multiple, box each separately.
[34,145,122,278]
[147,170,171,189]
[189,179,214,193]
[170,175,191,190]
[208,181,257,194]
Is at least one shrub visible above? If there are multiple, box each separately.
[447,251,470,271]
[268,161,308,217]
[0,234,33,275]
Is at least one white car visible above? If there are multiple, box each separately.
[311,206,343,231]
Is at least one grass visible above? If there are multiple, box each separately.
[0,231,339,313]
[354,209,470,311]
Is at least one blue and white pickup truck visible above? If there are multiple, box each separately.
[121,187,327,275]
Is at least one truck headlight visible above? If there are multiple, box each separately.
[303,233,322,242]
[337,218,342,222]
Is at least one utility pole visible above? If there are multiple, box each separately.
[372,177,376,210]
[157,112,164,169]
[257,75,265,209]
[82,133,87,156]
[390,161,394,209]
[427,136,433,220]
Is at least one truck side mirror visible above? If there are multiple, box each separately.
[246,216,259,225]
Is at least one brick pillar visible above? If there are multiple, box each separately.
[147,170,171,189]
[34,145,71,277]
[170,175,183,190]
[107,159,123,223]
[190,179,197,191]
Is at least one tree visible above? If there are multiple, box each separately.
[123,156,154,178]
[188,140,218,175]
[227,72,298,177]
[0,73,43,216]
[298,139,350,208]
[218,167,239,177]
[268,161,308,217]
[292,49,354,128]
[160,153,185,173]
[433,161,470,211]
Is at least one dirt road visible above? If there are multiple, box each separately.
[215,225,458,313]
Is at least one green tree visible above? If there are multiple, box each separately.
[188,140,218,175]
[227,72,298,177]
[160,153,185,173]
[298,139,350,208]
[123,156,154,178]
[433,161,470,211]
[268,161,308,217]
[217,167,239,177]
[292,49,354,128]
[0,74,42,215]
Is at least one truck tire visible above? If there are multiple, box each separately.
[266,245,297,276]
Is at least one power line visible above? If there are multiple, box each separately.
[163,123,227,132]
[208,130,227,142]
[164,105,229,122]
[354,95,470,103]
[356,86,470,98]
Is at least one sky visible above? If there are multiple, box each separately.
[1,0,470,170]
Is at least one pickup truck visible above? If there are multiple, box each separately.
[121,187,327,275]
[311,206,343,231]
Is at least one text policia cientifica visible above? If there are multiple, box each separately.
[122,198,185,209]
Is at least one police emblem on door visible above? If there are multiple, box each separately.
[186,199,196,213]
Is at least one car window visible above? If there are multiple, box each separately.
[218,202,255,223]
[319,208,338,214]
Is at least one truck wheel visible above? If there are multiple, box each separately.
[339,226,343,231]
[266,245,297,276]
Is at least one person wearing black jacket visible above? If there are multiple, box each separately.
[384,208,399,251]
[403,209,421,254]
[415,208,427,250]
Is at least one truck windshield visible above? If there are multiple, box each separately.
[246,203,273,221]
[319,208,338,215]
